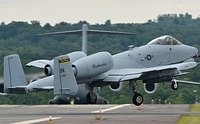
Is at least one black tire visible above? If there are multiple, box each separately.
[86,93,97,104]
[171,82,178,90]
[48,100,54,104]
[132,93,143,106]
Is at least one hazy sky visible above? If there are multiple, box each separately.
[0,0,200,25]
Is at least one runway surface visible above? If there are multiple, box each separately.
[0,104,200,124]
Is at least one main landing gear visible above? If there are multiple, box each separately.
[86,83,98,104]
[86,92,97,104]
[129,81,143,106]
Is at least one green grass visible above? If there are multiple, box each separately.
[176,104,200,124]
[190,104,200,112]
[177,115,200,124]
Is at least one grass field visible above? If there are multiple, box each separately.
[176,104,200,124]
[190,104,200,112]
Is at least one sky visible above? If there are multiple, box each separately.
[0,0,200,25]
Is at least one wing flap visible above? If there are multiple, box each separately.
[103,70,142,82]
[121,73,141,81]
[103,75,123,82]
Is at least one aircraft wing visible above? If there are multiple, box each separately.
[103,61,197,82]
[26,59,51,68]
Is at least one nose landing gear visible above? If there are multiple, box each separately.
[129,81,143,106]
[171,79,179,90]
[132,93,143,106]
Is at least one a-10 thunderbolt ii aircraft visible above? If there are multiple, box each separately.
[3,31,200,105]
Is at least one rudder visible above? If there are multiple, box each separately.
[4,54,27,93]
[54,54,78,96]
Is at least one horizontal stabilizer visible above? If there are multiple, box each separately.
[0,92,7,96]
[26,59,51,68]
[4,54,27,93]
[54,54,78,96]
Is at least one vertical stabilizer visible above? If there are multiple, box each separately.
[54,54,78,96]
[4,54,27,93]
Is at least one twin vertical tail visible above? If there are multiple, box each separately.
[3,54,78,95]
[53,54,78,96]
[4,54,27,93]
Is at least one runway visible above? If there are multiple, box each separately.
[0,104,199,124]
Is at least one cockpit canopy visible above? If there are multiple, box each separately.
[147,35,182,45]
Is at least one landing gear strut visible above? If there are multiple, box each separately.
[129,81,143,106]
[86,92,97,104]
[86,83,97,104]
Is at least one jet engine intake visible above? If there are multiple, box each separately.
[72,52,114,79]
[144,83,158,94]
[43,51,86,76]
[44,64,53,76]
[109,82,123,92]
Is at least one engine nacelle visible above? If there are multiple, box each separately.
[109,82,123,92]
[72,52,114,79]
[144,83,158,94]
[44,51,86,76]
[44,64,53,76]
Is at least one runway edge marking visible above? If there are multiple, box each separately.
[91,104,131,113]
[10,117,61,124]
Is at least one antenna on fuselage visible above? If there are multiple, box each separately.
[38,24,135,55]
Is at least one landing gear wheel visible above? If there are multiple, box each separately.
[86,93,97,104]
[132,93,143,106]
[48,100,54,104]
[171,81,178,90]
